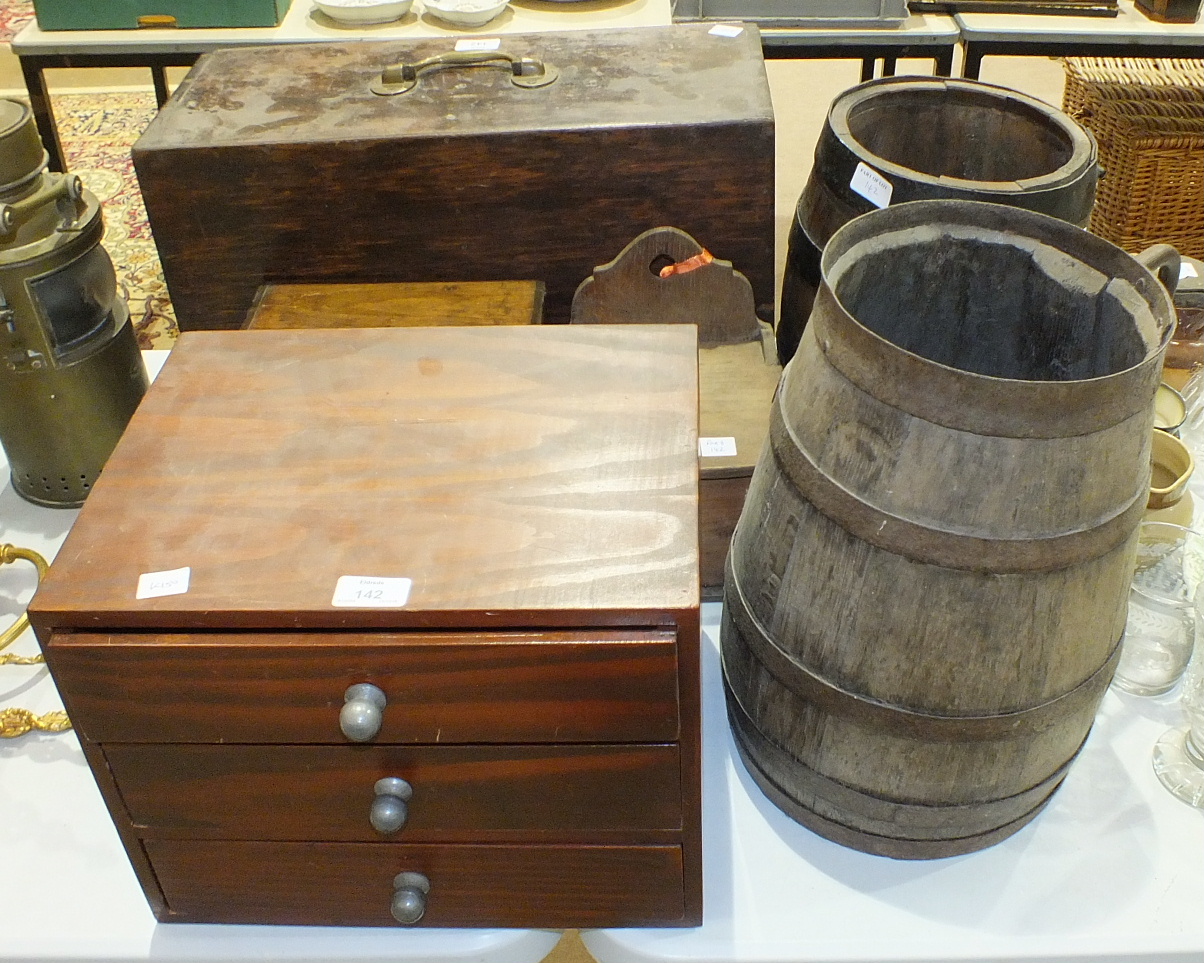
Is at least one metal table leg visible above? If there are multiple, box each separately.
[18,56,66,173]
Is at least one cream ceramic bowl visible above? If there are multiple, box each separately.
[1155,381,1188,435]
[314,0,413,24]
[423,0,509,27]
[1148,427,1195,510]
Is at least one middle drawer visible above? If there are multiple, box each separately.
[106,743,682,841]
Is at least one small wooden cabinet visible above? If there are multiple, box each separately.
[30,325,701,928]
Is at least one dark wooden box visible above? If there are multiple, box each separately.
[131,24,775,332]
[29,325,701,928]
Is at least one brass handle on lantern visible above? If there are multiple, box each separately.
[0,543,71,738]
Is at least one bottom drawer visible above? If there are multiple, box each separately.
[146,839,688,927]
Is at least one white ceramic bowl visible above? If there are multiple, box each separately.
[423,0,509,27]
[314,0,414,24]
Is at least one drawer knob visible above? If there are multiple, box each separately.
[370,777,413,834]
[340,683,387,742]
[391,871,430,925]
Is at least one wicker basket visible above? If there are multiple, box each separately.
[1062,57,1203,260]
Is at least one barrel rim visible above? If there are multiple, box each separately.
[827,75,1099,196]
[813,199,1176,437]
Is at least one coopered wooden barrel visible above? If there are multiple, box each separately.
[724,200,1178,859]
[777,77,1100,365]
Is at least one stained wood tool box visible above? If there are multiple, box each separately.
[131,24,775,332]
[28,325,702,928]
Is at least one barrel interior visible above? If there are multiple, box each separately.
[833,227,1157,381]
[844,88,1077,184]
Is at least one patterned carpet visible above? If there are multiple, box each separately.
[52,92,178,348]
[1,0,178,348]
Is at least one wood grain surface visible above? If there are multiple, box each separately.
[48,629,680,744]
[723,201,1171,857]
[245,280,546,329]
[132,25,775,330]
[146,839,687,927]
[107,742,682,840]
[32,323,703,927]
[570,227,763,347]
[30,325,699,629]
[777,76,1099,364]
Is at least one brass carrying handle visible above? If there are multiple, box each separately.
[0,544,71,738]
[371,51,559,96]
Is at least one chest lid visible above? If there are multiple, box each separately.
[132,23,771,151]
[30,325,699,630]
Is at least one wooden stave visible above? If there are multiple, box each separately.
[777,76,1100,365]
[726,202,1178,855]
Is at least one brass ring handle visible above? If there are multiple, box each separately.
[0,543,71,738]
[0,544,48,658]
[371,51,559,96]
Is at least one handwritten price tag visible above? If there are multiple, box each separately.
[136,567,191,600]
[332,576,412,608]
[455,38,501,51]
[699,436,738,458]
[850,162,893,209]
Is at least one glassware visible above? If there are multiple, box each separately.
[1152,639,1204,808]
[1112,522,1204,696]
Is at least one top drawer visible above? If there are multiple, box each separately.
[46,628,680,744]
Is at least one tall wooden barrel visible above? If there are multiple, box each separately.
[777,77,1100,365]
[724,200,1177,859]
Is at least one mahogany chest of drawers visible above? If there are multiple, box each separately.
[29,325,701,928]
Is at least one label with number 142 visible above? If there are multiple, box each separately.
[331,576,412,608]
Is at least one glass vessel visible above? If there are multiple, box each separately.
[1112,522,1204,696]
[1152,640,1204,808]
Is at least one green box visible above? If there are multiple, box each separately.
[33,0,291,30]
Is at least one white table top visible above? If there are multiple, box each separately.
[0,351,561,963]
[583,593,1204,961]
[758,12,959,47]
[955,0,1204,43]
[11,0,671,55]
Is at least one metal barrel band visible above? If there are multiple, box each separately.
[722,554,1123,742]
[722,672,1078,831]
[810,203,1174,441]
[767,391,1148,573]
[724,682,1072,859]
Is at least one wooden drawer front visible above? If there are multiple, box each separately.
[47,629,679,744]
[147,840,687,927]
[107,743,682,840]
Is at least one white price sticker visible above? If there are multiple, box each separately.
[699,436,738,458]
[1182,261,1200,280]
[332,575,413,608]
[850,162,893,209]
[455,38,501,51]
[136,566,191,600]
[709,24,744,37]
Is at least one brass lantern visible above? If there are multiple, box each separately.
[0,98,147,507]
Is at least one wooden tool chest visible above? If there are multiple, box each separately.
[130,24,775,332]
[29,325,702,928]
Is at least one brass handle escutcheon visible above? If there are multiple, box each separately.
[371,51,559,96]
